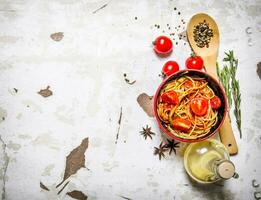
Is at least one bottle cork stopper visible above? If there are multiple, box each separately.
[217,160,235,179]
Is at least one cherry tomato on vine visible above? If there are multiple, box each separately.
[190,97,208,116]
[185,54,204,70]
[210,96,222,110]
[153,36,173,55]
[162,61,179,77]
[172,118,192,132]
[161,90,179,105]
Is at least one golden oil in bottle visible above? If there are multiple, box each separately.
[184,139,237,184]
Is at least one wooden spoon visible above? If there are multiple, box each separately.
[187,13,238,155]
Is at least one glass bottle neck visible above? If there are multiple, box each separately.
[212,159,237,180]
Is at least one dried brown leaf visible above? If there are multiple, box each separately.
[67,190,88,200]
[56,138,89,187]
[38,86,53,98]
[40,182,49,191]
[137,93,154,117]
[50,32,64,41]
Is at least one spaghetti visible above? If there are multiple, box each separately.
[157,75,220,140]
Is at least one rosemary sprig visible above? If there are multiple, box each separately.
[217,63,232,107]
[217,51,242,138]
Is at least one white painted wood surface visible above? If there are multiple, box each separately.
[0,0,260,199]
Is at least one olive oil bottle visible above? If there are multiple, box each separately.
[184,139,238,184]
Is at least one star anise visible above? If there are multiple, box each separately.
[154,142,168,160]
[140,125,155,140]
[164,139,180,155]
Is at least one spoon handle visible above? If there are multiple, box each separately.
[219,116,238,155]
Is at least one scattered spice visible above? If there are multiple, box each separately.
[163,139,180,155]
[137,93,154,117]
[152,7,186,45]
[134,16,137,20]
[38,86,53,98]
[123,73,136,85]
[40,182,49,191]
[217,51,242,138]
[50,32,64,42]
[92,3,108,14]
[56,138,89,188]
[140,125,155,140]
[257,62,261,80]
[252,179,260,188]
[13,88,18,93]
[154,142,168,160]
[193,20,213,48]
[67,190,88,200]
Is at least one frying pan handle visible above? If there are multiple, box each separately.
[219,114,238,155]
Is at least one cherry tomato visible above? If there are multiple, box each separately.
[161,90,179,105]
[162,61,179,77]
[185,55,204,70]
[153,36,173,55]
[190,97,208,116]
[210,96,221,109]
[172,118,192,132]
[183,80,193,89]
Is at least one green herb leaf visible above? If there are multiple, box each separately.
[217,51,242,138]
